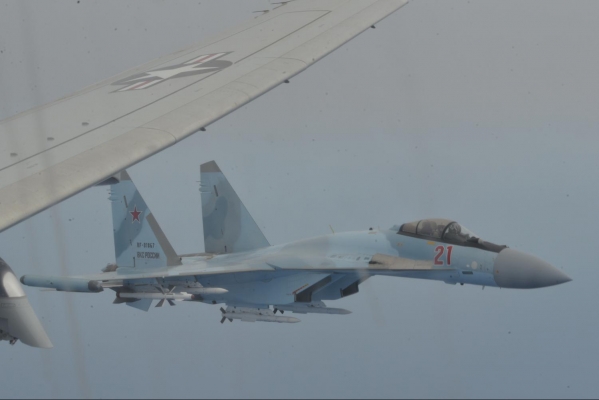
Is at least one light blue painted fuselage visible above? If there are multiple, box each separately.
[169,229,499,308]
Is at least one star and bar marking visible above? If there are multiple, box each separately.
[112,52,232,92]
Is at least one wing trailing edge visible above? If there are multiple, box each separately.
[0,0,409,233]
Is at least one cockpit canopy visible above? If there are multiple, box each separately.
[399,218,478,243]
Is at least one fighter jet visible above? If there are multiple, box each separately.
[20,162,571,326]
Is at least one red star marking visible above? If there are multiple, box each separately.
[130,205,143,223]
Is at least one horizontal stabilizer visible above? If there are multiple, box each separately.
[126,299,153,312]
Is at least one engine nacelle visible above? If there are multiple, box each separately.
[0,258,53,348]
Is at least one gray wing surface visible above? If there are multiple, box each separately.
[52,254,442,283]
[0,0,408,233]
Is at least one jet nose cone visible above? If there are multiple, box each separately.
[493,249,571,289]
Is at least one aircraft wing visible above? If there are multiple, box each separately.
[0,0,408,233]
[21,252,447,287]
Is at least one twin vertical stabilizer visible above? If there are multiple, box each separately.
[108,161,269,268]
[109,171,180,269]
[200,161,269,254]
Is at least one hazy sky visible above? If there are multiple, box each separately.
[1,1,598,398]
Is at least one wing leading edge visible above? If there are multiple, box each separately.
[0,0,409,233]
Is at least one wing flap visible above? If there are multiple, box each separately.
[0,0,409,233]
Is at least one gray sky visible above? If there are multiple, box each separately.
[1,1,598,398]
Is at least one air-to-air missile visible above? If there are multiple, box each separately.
[220,306,300,324]
[274,302,352,315]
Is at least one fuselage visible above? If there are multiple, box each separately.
[163,227,567,308]
[21,227,571,311]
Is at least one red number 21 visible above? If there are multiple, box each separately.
[434,245,453,266]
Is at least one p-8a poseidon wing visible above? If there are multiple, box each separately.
[0,0,408,233]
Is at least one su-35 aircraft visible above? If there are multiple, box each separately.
[20,162,571,325]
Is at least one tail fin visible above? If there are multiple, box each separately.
[200,161,269,254]
[109,171,181,269]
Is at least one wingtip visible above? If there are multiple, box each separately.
[200,160,221,173]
